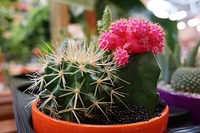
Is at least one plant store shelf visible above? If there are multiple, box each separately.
[9,74,35,133]
[9,74,200,133]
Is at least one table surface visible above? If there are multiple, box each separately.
[9,74,200,133]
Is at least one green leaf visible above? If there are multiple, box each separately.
[185,40,200,67]
[157,44,180,83]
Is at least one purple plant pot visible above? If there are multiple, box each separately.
[158,88,200,124]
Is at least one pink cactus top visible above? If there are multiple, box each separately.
[98,18,165,66]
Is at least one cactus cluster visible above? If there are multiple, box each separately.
[171,67,200,93]
[30,6,165,124]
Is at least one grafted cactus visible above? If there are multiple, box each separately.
[98,17,164,116]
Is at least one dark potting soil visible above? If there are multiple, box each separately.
[82,100,166,125]
[37,100,166,125]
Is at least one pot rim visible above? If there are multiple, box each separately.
[32,99,169,128]
[158,87,200,100]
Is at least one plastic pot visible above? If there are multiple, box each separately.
[158,88,200,124]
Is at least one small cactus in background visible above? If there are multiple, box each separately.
[158,35,200,94]
[30,6,165,123]
[171,67,200,93]
[170,42,200,94]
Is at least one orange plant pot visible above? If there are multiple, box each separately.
[32,100,169,133]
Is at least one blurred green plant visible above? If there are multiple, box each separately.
[1,4,50,62]
[0,5,14,51]
[169,41,200,94]
[158,40,200,84]
[0,0,17,5]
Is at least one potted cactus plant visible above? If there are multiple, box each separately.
[158,40,200,124]
[30,6,168,133]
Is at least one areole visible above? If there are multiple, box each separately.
[32,100,169,133]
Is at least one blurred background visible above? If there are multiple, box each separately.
[0,0,200,132]
[1,0,200,75]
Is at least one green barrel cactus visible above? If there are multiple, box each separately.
[30,41,123,123]
[171,67,200,93]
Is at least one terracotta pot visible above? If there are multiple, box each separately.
[32,100,169,133]
[158,88,200,124]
